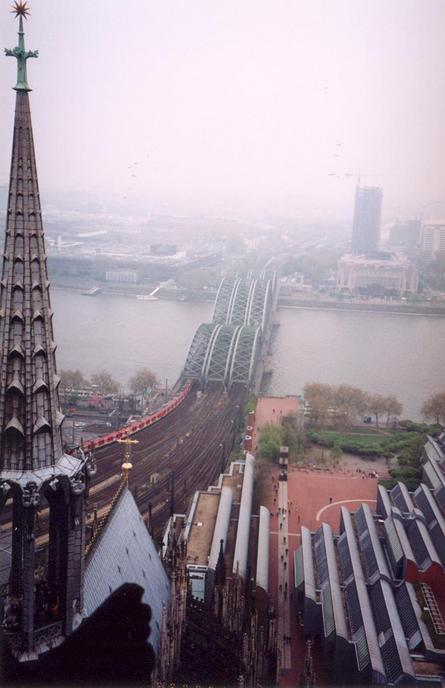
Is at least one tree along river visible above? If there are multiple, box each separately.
[51,289,445,420]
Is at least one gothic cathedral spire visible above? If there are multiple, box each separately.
[0,5,95,659]
[1,7,61,473]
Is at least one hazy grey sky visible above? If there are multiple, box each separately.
[1,0,445,219]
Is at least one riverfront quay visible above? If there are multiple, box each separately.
[279,296,445,317]
[51,279,445,316]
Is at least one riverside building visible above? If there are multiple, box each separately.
[421,221,445,258]
[336,251,418,297]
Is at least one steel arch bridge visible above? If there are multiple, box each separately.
[182,273,275,389]
[212,273,274,331]
[182,322,261,389]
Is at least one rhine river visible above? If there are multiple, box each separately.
[51,289,445,420]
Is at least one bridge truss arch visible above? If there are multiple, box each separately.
[183,271,276,390]
[227,326,261,387]
[212,273,275,330]
[204,325,238,383]
[227,279,251,326]
[182,323,218,380]
[212,278,235,324]
[182,322,260,389]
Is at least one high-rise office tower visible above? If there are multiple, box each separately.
[421,221,445,257]
[389,219,421,250]
[351,186,383,254]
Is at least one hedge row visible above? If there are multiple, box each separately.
[307,430,419,457]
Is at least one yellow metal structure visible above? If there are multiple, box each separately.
[117,437,139,482]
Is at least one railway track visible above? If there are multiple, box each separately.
[90,385,243,539]
[0,385,244,545]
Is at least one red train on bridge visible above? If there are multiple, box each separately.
[82,380,195,453]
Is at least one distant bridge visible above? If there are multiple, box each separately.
[182,273,276,389]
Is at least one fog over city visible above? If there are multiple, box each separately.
[1,0,445,219]
[3,3,445,685]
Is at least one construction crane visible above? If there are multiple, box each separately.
[344,171,395,186]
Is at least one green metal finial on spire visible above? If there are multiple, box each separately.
[5,2,38,92]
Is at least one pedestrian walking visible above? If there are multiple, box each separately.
[285,548,288,556]
[280,522,283,530]
[279,583,282,592]
[283,536,286,545]
[281,554,284,562]
[284,561,287,570]
[329,496,333,504]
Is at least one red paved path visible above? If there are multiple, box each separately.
[262,463,378,686]
[253,395,300,450]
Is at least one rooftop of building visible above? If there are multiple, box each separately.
[185,459,246,570]
[339,251,412,267]
[220,462,245,494]
[356,184,382,190]
[185,491,220,566]
[84,485,170,652]
[422,218,445,227]
[308,472,445,677]
[168,453,266,600]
